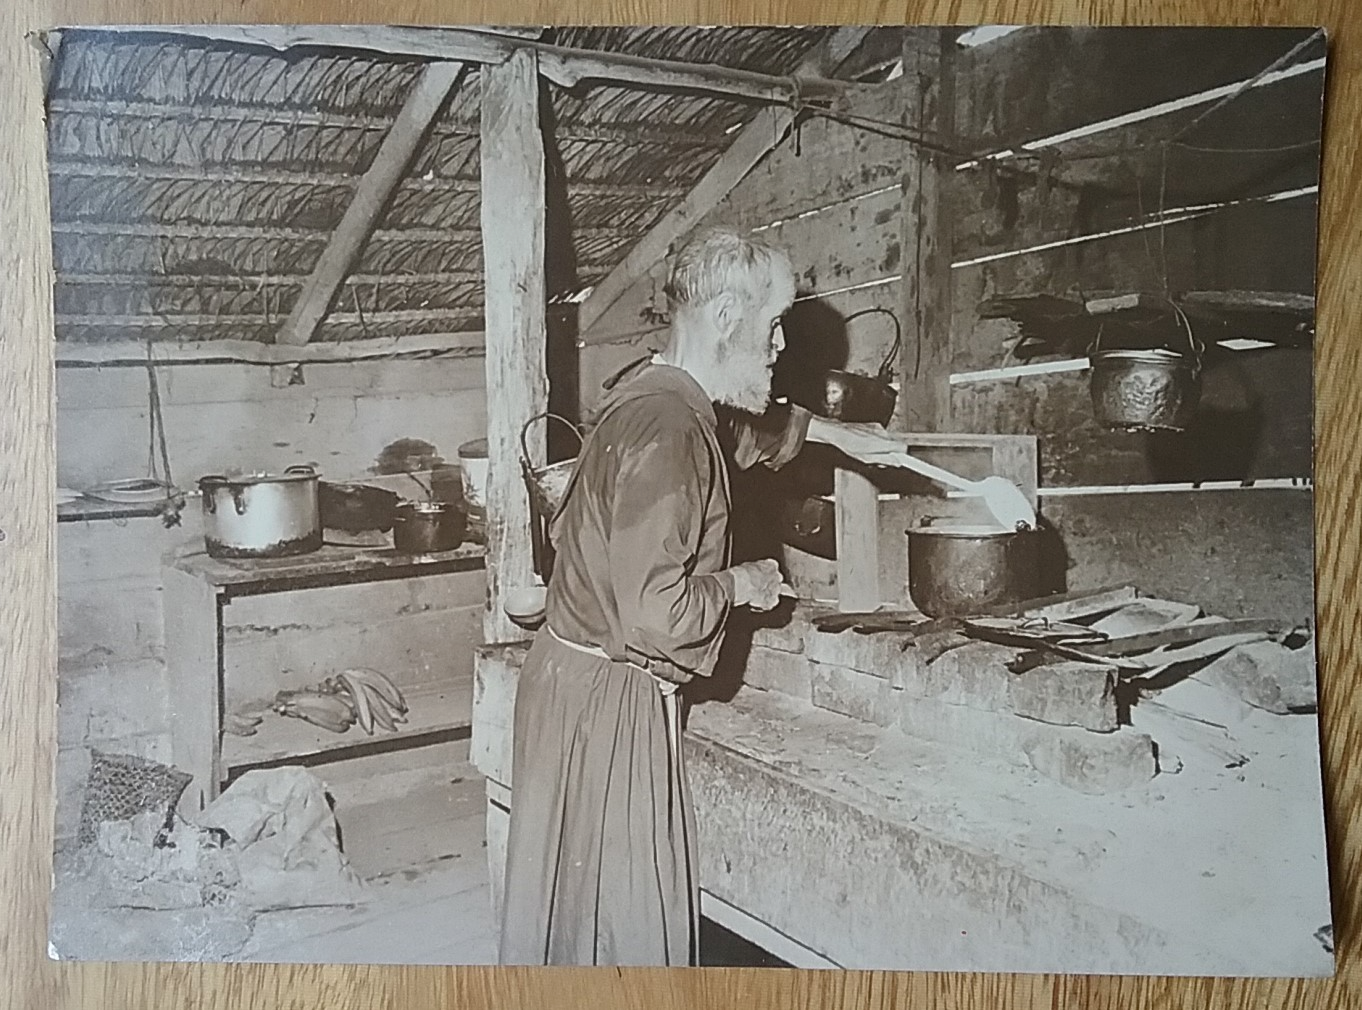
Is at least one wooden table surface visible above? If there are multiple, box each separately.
[3,2,1358,1008]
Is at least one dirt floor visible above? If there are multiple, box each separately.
[49,737,785,967]
[50,739,498,965]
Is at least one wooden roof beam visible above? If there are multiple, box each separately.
[92,24,856,106]
[576,27,873,338]
[276,59,467,345]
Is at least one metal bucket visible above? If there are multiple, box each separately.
[1088,310,1203,432]
[815,307,902,426]
[520,412,584,580]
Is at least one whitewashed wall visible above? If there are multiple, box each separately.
[56,356,487,488]
[53,354,489,845]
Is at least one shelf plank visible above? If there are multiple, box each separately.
[221,678,474,774]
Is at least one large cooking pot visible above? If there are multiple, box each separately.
[198,465,322,559]
[1088,311,1203,432]
[816,307,902,426]
[907,518,1040,618]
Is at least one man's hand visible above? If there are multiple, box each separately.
[805,415,908,464]
[728,558,783,612]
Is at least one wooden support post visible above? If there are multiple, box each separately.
[834,466,881,612]
[276,61,466,345]
[480,48,548,645]
[895,29,955,432]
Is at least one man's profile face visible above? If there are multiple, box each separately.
[709,265,796,414]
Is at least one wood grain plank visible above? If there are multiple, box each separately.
[4,5,1361,1010]
[160,564,222,814]
[896,30,955,433]
[834,466,880,612]
[479,47,547,646]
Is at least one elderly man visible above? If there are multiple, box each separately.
[498,227,906,967]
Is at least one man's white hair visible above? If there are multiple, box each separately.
[664,228,794,313]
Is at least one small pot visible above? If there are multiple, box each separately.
[820,370,898,426]
[392,500,465,554]
[199,465,322,559]
[815,306,902,426]
[906,519,1039,618]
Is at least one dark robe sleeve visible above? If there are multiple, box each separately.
[608,426,735,674]
[728,402,813,472]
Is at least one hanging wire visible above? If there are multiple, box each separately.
[1166,29,1325,146]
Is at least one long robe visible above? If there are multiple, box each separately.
[497,357,808,967]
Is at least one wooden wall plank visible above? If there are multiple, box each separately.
[958,26,1323,161]
[479,48,546,645]
[896,30,954,431]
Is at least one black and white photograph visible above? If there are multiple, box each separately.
[41,23,1331,974]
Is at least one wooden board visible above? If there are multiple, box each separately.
[5,6,1361,1010]
[221,677,475,772]
[160,564,222,816]
[833,466,880,612]
[896,30,954,432]
[479,48,547,646]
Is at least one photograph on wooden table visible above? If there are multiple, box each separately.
[41,22,1332,975]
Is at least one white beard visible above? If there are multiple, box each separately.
[712,362,774,414]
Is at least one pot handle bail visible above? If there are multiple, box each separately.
[1171,303,1205,363]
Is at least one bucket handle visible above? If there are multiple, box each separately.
[843,307,903,381]
[1171,303,1205,360]
[519,412,584,469]
[1089,302,1204,360]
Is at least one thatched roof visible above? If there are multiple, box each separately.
[46,26,838,345]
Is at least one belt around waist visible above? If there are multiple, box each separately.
[544,623,679,696]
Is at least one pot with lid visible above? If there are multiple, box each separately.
[198,465,322,559]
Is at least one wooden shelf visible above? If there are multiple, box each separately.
[221,678,474,773]
[168,540,484,597]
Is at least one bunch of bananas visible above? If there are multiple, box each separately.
[270,668,410,736]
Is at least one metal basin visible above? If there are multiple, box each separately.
[907,522,1040,618]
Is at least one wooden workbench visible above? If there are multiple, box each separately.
[162,542,485,813]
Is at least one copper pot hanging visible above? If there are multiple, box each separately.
[1088,306,1203,433]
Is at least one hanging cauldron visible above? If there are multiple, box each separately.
[816,307,902,426]
[1088,309,1203,433]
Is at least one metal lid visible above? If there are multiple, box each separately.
[908,523,1026,537]
[199,465,317,486]
[458,438,488,459]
